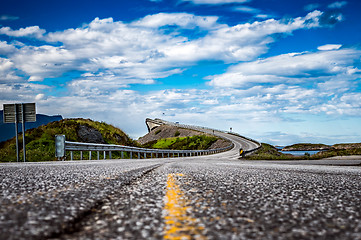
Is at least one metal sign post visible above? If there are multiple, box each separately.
[3,103,36,162]
[14,105,19,162]
[21,104,26,162]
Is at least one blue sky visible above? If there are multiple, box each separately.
[1,0,361,145]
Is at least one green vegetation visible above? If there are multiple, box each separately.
[141,135,218,150]
[313,148,361,159]
[332,143,361,149]
[174,130,180,137]
[0,118,135,162]
[155,129,162,135]
[245,143,299,160]
[245,143,361,160]
[282,143,330,151]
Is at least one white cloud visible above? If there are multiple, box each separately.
[328,1,348,9]
[0,82,49,102]
[0,26,45,38]
[0,10,328,85]
[233,6,272,19]
[208,48,361,87]
[315,93,361,115]
[35,94,45,101]
[132,13,221,30]
[0,15,19,21]
[0,58,23,82]
[317,44,342,51]
[234,6,259,13]
[181,0,248,4]
[0,41,16,54]
[255,14,271,19]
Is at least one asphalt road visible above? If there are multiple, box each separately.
[1,155,361,240]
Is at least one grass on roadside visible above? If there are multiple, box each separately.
[141,135,218,150]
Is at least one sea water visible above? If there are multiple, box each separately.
[280,150,320,156]
[275,146,321,156]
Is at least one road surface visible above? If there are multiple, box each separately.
[1,152,361,239]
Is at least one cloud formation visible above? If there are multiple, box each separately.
[0,10,330,86]
[0,8,358,143]
[0,26,45,38]
[209,48,361,87]
[328,1,348,9]
[0,15,19,21]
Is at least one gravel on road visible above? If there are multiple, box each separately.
[1,158,361,239]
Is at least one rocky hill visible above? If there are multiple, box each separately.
[0,118,134,162]
[137,124,230,150]
[332,143,361,150]
[282,143,331,151]
[282,143,361,151]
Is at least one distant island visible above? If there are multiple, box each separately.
[281,143,361,151]
[282,143,331,151]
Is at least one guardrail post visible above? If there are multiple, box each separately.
[130,152,132,159]
[121,151,124,159]
[89,151,92,160]
[80,151,83,160]
[103,151,106,160]
[144,152,146,159]
[70,151,73,161]
[97,151,100,160]
[109,151,112,159]
[138,152,141,159]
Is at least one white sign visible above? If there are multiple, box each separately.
[3,103,36,123]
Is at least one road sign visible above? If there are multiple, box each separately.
[3,103,36,123]
[3,103,36,162]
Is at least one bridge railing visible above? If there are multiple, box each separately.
[55,135,234,161]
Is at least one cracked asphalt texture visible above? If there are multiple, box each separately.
[1,157,361,239]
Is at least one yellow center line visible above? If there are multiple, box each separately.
[163,173,206,240]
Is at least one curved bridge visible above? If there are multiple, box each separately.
[147,118,261,158]
[55,118,261,160]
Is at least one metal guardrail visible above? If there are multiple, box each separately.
[55,133,234,161]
